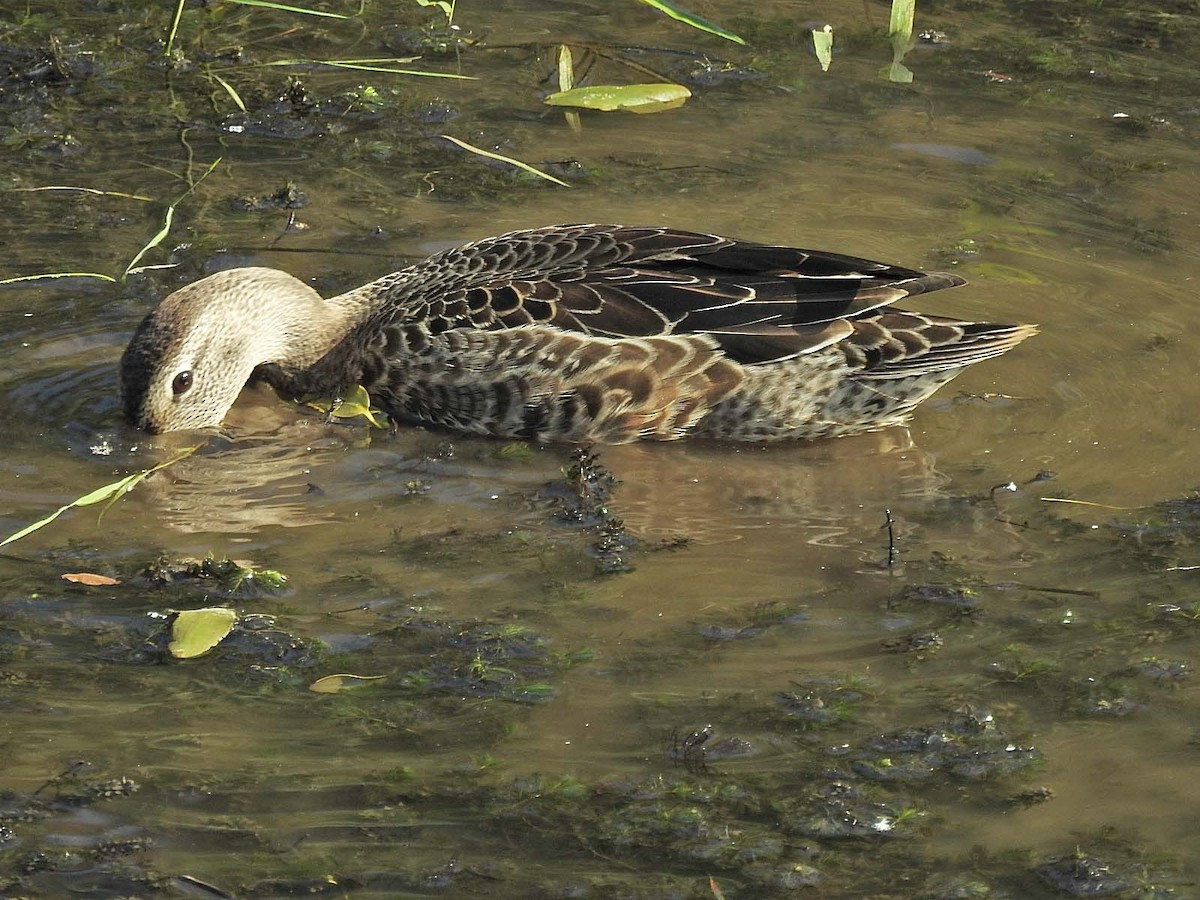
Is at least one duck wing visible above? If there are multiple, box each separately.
[369,225,966,364]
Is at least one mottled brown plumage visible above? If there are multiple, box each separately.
[120,224,1035,442]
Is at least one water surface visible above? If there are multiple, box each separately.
[2,1,1199,896]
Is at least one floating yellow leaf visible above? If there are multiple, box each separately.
[310,673,388,693]
[169,607,238,659]
[544,84,691,114]
[812,26,834,72]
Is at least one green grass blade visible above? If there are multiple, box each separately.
[256,58,474,78]
[121,157,221,279]
[557,44,574,91]
[1,473,141,548]
[209,70,247,111]
[122,204,174,279]
[2,508,73,548]
[440,135,571,187]
[165,0,186,57]
[14,186,154,201]
[225,0,351,18]
[0,272,117,286]
[324,57,421,64]
[636,0,745,45]
[889,0,916,44]
[1,445,202,549]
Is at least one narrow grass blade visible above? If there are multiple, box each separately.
[558,44,574,91]
[209,70,247,111]
[637,0,745,45]
[324,57,421,64]
[15,186,154,201]
[0,272,117,286]
[557,45,581,132]
[1039,497,1145,511]
[440,135,570,187]
[889,0,916,46]
[121,157,221,279]
[122,205,174,279]
[165,0,186,57]
[257,58,474,78]
[225,0,351,19]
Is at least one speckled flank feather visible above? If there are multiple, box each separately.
[122,224,1036,441]
[354,327,741,443]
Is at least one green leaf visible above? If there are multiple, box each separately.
[881,61,914,83]
[544,84,691,114]
[169,607,238,659]
[309,673,388,693]
[328,384,387,428]
[637,0,745,45]
[812,26,834,72]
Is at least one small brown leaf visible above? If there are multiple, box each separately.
[62,572,120,586]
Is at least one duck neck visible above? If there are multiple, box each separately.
[326,267,421,322]
[275,279,384,369]
[267,265,427,381]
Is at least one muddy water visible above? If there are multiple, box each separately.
[2,0,1199,896]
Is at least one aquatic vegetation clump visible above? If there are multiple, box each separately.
[381,615,586,704]
[545,448,639,575]
[143,554,290,597]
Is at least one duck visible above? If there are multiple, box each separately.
[120,224,1036,442]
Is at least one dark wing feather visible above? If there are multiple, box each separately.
[848,314,1038,378]
[365,225,969,364]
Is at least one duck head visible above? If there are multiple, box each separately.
[120,267,335,433]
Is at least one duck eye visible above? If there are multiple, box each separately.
[171,371,193,395]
